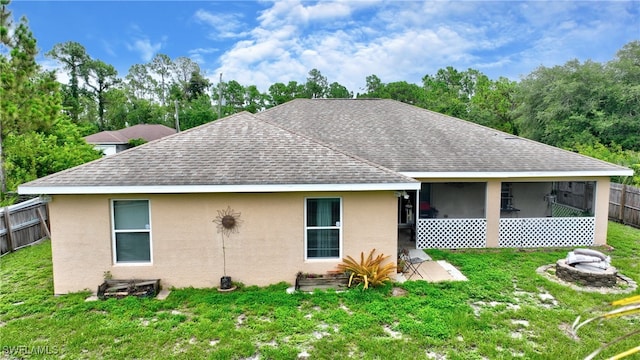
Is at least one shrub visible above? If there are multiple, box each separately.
[336,249,396,290]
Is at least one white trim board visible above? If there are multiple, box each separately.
[401,170,634,179]
[18,182,421,195]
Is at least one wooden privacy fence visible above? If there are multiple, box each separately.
[609,183,640,229]
[0,197,50,257]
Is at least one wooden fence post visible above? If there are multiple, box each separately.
[3,207,14,253]
[619,184,627,224]
[36,207,51,239]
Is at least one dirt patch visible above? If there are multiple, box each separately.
[426,351,447,359]
[383,324,403,339]
[236,313,247,328]
[391,287,408,297]
[558,323,580,341]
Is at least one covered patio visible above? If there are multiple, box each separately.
[399,179,608,250]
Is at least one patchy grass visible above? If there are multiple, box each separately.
[1,222,638,359]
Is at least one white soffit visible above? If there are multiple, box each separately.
[18,182,422,195]
[401,170,634,179]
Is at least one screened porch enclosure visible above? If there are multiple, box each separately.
[498,181,596,248]
[412,181,597,249]
[415,182,488,249]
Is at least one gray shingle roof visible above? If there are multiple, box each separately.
[257,99,631,175]
[20,112,416,192]
[19,99,631,195]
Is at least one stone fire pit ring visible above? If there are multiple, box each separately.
[555,259,618,288]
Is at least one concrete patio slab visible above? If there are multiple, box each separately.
[394,260,467,283]
[396,228,467,283]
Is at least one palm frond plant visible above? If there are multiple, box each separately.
[572,295,640,360]
[336,248,396,290]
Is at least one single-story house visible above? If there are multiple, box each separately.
[85,124,177,156]
[19,99,632,294]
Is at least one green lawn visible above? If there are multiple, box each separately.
[1,222,638,359]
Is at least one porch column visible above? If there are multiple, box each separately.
[485,180,502,247]
[593,177,611,246]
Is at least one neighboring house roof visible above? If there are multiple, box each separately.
[84,130,129,144]
[20,112,418,194]
[84,124,177,145]
[258,99,632,178]
[19,99,632,195]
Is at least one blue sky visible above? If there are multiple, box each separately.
[10,0,640,93]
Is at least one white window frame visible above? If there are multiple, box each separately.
[111,199,153,265]
[304,197,342,261]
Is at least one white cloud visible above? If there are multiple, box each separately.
[498,1,637,79]
[102,40,117,57]
[194,9,249,39]
[303,1,353,21]
[126,37,162,62]
[256,0,306,28]
[189,47,219,65]
[14,0,638,100]
[257,0,358,28]
[124,23,164,62]
[211,0,498,91]
[203,0,639,93]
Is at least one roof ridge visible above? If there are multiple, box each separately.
[255,111,417,183]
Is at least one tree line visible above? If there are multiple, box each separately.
[1,0,638,203]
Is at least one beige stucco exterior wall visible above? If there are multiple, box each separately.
[593,177,611,245]
[47,191,398,294]
[485,180,502,247]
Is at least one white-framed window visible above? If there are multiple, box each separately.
[305,197,342,259]
[111,199,152,264]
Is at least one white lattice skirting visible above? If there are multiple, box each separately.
[499,217,595,248]
[416,219,487,249]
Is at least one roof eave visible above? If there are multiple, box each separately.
[401,170,635,179]
[88,142,127,145]
[17,182,421,195]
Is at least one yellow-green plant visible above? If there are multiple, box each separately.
[336,249,396,290]
[573,295,640,360]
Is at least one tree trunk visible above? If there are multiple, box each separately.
[0,123,5,197]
